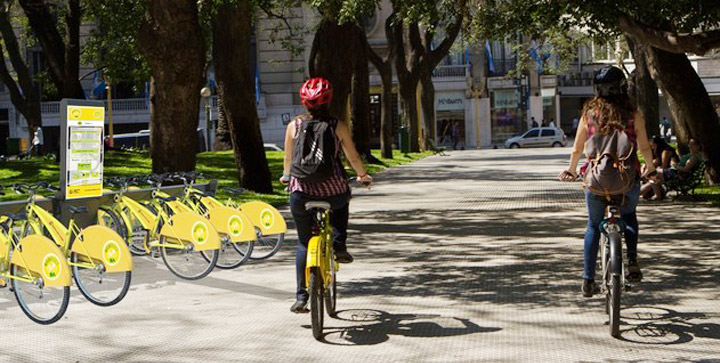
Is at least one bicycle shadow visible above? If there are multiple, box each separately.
[618,306,720,345]
[307,309,501,345]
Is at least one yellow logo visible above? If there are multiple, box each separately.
[42,254,62,281]
[103,240,121,266]
[70,108,82,120]
[192,222,208,245]
[228,215,243,237]
[260,209,273,229]
[93,110,103,119]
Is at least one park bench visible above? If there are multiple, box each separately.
[664,160,706,201]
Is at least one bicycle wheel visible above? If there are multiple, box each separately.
[309,267,324,340]
[608,232,622,338]
[325,257,337,317]
[249,229,283,260]
[124,206,151,256]
[10,264,70,325]
[160,236,218,280]
[201,234,253,269]
[71,252,132,307]
[98,208,127,242]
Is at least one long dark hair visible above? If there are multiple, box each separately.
[581,94,635,135]
[307,105,332,120]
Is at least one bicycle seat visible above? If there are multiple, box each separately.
[67,205,89,214]
[305,201,330,211]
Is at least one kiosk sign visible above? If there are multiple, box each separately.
[60,99,105,200]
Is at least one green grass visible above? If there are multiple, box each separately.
[695,185,720,206]
[0,149,432,205]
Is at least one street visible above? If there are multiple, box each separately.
[1,148,718,362]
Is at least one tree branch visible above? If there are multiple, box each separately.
[0,6,34,96]
[0,45,27,115]
[619,14,720,55]
[425,14,463,68]
[259,3,296,38]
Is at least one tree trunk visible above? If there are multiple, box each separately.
[350,26,371,157]
[0,6,41,130]
[63,0,84,98]
[309,19,355,123]
[213,95,232,151]
[419,72,436,145]
[19,0,85,98]
[379,68,394,158]
[212,0,273,193]
[644,47,720,183]
[398,81,420,152]
[625,36,659,138]
[138,0,206,173]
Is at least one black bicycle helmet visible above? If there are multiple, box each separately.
[594,66,627,97]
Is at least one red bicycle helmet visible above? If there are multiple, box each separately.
[299,78,333,109]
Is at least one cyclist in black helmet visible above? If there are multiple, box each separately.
[558,66,657,297]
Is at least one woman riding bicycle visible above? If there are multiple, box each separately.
[558,66,656,297]
[280,77,373,313]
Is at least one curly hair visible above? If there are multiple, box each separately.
[581,94,636,135]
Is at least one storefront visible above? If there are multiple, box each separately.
[436,91,466,149]
[488,77,526,145]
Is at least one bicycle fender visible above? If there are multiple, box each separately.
[11,235,72,287]
[239,201,287,236]
[122,196,156,230]
[71,225,133,272]
[159,212,221,251]
[306,236,321,268]
[608,232,623,277]
[207,206,256,242]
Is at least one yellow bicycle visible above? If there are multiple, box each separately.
[169,173,256,269]
[304,201,338,340]
[0,187,72,324]
[98,175,222,280]
[16,182,133,307]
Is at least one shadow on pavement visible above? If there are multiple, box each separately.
[618,306,720,345]
[314,309,501,345]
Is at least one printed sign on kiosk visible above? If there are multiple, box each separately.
[59,99,105,200]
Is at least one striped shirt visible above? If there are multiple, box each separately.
[288,116,349,197]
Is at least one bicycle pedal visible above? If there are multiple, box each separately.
[151,249,161,258]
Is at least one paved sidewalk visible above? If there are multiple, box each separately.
[1,149,718,362]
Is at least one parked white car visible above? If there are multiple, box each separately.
[264,143,284,151]
[504,127,567,149]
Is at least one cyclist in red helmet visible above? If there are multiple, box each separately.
[281,77,373,313]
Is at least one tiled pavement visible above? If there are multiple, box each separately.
[1,148,718,362]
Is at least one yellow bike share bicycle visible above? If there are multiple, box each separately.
[98,175,221,280]
[16,182,133,307]
[304,201,338,340]
[168,171,287,261]
[0,186,72,324]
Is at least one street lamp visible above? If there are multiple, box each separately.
[200,87,212,152]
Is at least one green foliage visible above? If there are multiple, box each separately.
[0,149,431,204]
[82,0,149,86]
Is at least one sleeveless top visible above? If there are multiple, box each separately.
[586,109,641,175]
[288,116,349,197]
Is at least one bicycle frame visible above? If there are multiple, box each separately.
[24,198,133,273]
[0,217,72,287]
[177,186,257,243]
[305,209,335,289]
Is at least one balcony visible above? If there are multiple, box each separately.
[432,65,468,79]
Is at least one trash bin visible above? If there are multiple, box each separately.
[6,138,19,155]
[399,126,409,153]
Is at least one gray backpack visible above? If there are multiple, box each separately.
[583,127,637,197]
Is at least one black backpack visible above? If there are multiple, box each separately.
[290,116,338,183]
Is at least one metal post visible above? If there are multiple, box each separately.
[205,100,212,152]
[104,75,114,147]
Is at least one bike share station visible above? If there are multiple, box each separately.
[0,99,217,228]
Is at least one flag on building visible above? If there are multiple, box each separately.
[528,40,543,73]
[91,71,105,99]
[255,67,261,104]
[144,81,150,107]
[484,40,496,73]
